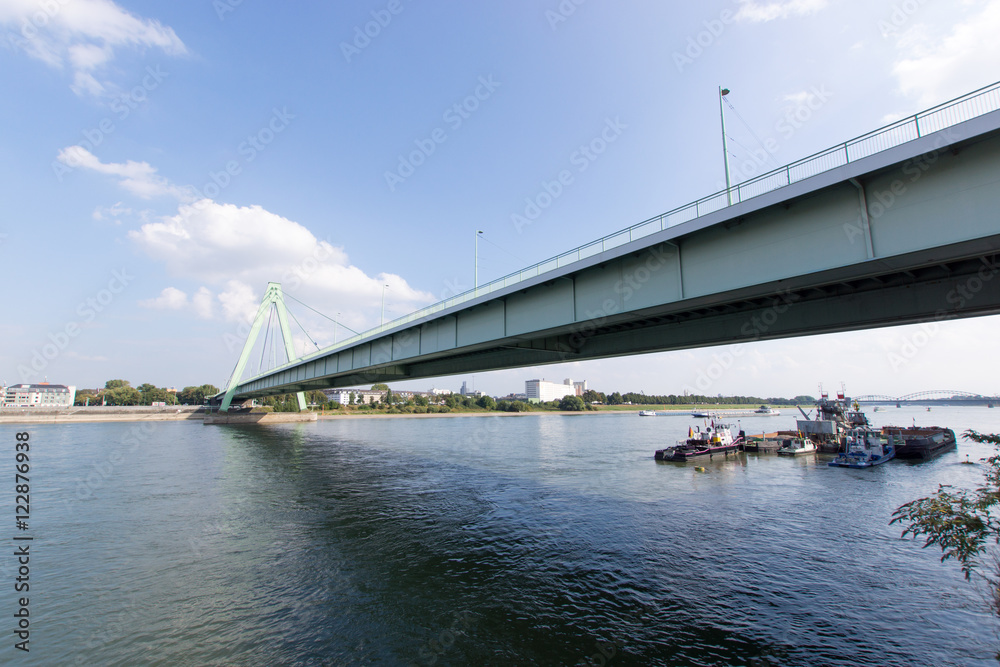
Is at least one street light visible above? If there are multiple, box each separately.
[719,86,732,205]
[475,230,484,289]
[380,284,389,326]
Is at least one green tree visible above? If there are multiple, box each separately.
[75,389,99,406]
[893,430,1000,615]
[414,395,429,407]
[477,395,496,410]
[559,395,586,411]
[372,383,389,391]
[103,386,142,406]
[105,379,131,390]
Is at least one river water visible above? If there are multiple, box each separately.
[2,405,999,666]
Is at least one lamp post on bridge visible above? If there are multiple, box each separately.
[380,284,389,326]
[475,229,484,291]
[719,86,732,206]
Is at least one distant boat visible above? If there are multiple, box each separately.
[638,410,657,416]
[754,405,780,415]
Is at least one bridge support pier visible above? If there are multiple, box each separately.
[219,282,307,413]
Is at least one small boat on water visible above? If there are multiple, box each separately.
[777,435,817,456]
[692,407,780,418]
[654,422,745,461]
[638,410,657,416]
[828,428,895,468]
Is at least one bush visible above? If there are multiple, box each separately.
[438,406,451,414]
[559,395,586,411]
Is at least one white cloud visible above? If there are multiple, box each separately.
[891,2,1000,106]
[139,286,188,310]
[0,0,185,97]
[68,147,436,335]
[192,287,214,319]
[128,199,435,331]
[92,200,132,223]
[734,0,828,22]
[218,280,258,324]
[57,146,190,199]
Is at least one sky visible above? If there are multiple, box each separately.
[0,0,998,399]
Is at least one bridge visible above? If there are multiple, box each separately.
[216,82,1000,411]
[854,391,998,403]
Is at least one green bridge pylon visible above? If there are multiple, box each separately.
[219,282,307,413]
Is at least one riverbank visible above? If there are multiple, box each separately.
[0,403,796,424]
[0,406,206,424]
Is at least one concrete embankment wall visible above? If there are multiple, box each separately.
[0,406,206,424]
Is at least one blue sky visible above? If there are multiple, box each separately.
[1,0,998,398]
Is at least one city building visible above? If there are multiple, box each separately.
[525,378,586,403]
[1,383,77,408]
[459,381,483,399]
[323,389,387,405]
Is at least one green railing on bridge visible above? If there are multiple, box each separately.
[234,80,1000,389]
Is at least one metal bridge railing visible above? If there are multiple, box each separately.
[248,81,1000,382]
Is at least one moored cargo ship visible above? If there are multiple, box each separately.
[880,426,957,460]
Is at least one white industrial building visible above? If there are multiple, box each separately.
[1,383,77,408]
[525,378,587,403]
[323,389,386,405]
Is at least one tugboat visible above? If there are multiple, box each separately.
[777,434,817,456]
[795,385,870,453]
[654,422,745,461]
[828,428,895,468]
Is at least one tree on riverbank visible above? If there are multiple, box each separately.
[892,430,1000,616]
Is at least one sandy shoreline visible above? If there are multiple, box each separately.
[0,409,624,425]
